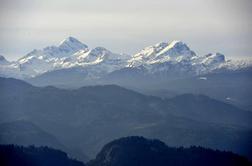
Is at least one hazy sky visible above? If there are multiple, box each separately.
[0,0,251,60]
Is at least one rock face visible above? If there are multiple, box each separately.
[88,136,252,166]
[1,37,251,82]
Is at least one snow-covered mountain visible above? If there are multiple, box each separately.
[0,37,129,78]
[0,55,22,78]
[0,37,251,82]
[0,55,10,65]
[128,41,196,67]
[127,41,228,77]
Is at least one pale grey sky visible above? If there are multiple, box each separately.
[0,0,251,60]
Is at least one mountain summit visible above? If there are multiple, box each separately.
[128,40,196,67]
[59,36,88,53]
[0,37,251,81]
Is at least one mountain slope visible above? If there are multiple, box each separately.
[167,94,252,126]
[0,120,90,162]
[0,77,252,159]
[88,136,251,166]
[0,55,10,65]
[0,121,65,149]
[141,68,252,111]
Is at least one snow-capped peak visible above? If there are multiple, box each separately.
[156,40,196,58]
[59,36,79,45]
[166,40,183,49]
[206,53,225,61]
[89,47,111,56]
[20,36,88,61]
[128,40,196,67]
[58,36,88,52]
[13,37,89,76]
[168,40,191,52]
[1,38,250,80]
[0,55,10,65]
[75,47,125,64]
[201,53,225,65]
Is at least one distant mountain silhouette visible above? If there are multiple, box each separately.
[88,136,252,166]
[0,77,251,160]
[141,68,252,112]
[0,145,85,166]
[0,120,65,149]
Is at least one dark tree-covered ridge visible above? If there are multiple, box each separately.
[0,144,85,166]
[1,137,252,166]
[88,136,252,166]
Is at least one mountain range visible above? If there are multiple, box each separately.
[1,37,252,163]
[0,37,251,85]
[0,77,251,160]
